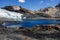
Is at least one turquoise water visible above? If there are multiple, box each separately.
[3,19,60,28]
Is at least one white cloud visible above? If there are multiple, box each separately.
[40,1,44,4]
[18,0,25,3]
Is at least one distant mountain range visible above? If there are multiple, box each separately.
[1,3,60,18]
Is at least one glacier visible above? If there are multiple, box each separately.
[0,8,23,21]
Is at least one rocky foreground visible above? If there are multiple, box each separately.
[0,27,60,40]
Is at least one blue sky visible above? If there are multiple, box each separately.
[0,0,60,10]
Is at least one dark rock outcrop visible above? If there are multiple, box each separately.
[2,6,34,14]
[2,6,21,13]
[55,3,60,8]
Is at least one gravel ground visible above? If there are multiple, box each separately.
[0,29,60,40]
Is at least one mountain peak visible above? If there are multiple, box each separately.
[55,3,60,8]
[2,6,21,11]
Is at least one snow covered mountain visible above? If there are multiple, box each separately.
[0,8,24,21]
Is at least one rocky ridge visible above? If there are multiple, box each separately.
[1,3,60,18]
